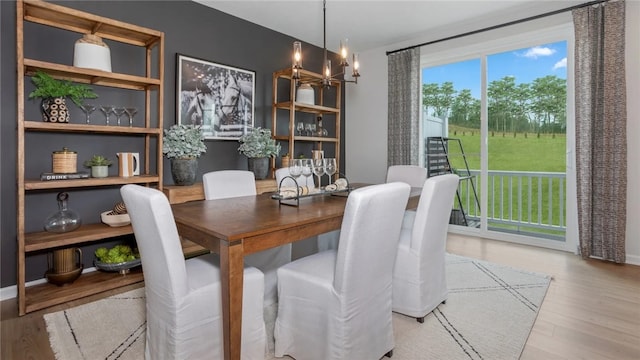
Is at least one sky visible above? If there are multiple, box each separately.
[422,41,567,99]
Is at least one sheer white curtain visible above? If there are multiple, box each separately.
[388,47,421,166]
[573,0,627,262]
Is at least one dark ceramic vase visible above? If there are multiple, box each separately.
[248,157,269,180]
[41,97,70,123]
[171,158,198,186]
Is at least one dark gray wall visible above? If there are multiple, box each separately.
[1,0,345,287]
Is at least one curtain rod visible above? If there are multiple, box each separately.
[386,0,607,56]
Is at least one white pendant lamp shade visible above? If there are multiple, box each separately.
[73,34,112,72]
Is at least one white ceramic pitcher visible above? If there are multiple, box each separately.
[117,152,139,177]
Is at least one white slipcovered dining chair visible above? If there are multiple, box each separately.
[392,174,459,323]
[203,170,290,306]
[274,182,411,360]
[386,165,428,188]
[120,184,266,359]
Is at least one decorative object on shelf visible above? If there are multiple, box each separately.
[238,127,281,179]
[83,154,112,178]
[44,192,81,233]
[73,34,112,72]
[290,0,361,85]
[296,83,315,104]
[45,247,83,286]
[281,153,291,168]
[177,54,255,140]
[163,124,207,186]
[52,147,77,173]
[116,152,139,177]
[40,171,89,181]
[101,211,131,227]
[94,245,141,275]
[28,71,98,122]
[101,200,130,227]
[312,150,324,160]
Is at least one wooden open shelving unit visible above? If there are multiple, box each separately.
[15,0,168,315]
[271,68,342,177]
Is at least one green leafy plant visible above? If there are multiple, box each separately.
[237,127,281,158]
[83,155,112,167]
[95,244,139,264]
[162,124,207,159]
[28,71,98,107]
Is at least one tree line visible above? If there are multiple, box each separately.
[423,75,567,135]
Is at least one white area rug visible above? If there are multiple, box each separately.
[45,254,550,359]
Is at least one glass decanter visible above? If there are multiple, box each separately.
[44,192,82,233]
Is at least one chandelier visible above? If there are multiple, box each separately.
[291,0,360,86]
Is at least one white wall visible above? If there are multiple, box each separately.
[346,5,640,264]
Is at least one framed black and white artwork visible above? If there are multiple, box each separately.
[177,54,255,140]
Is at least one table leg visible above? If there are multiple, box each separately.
[220,241,244,360]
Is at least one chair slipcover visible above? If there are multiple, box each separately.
[274,182,411,360]
[120,184,266,359]
[386,165,428,188]
[203,170,291,306]
[392,174,459,321]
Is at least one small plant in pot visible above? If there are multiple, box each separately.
[83,155,112,178]
[28,71,98,123]
[163,124,207,186]
[238,127,280,179]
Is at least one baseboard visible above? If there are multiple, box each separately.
[626,254,640,266]
[0,267,97,302]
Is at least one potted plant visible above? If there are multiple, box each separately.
[163,124,207,186]
[238,127,280,179]
[28,71,98,123]
[83,155,112,178]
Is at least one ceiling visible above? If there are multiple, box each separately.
[194,1,586,53]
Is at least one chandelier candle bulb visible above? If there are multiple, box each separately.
[340,39,349,66]
[353,53,360,77]
[293,41,302,68]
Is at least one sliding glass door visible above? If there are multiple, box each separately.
[420,24,576,252]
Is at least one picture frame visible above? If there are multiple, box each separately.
[176,54,255,140]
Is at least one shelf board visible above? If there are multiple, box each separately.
[24,120,161,135]
[24,59,161,91]
[25,223,133,252]
[25,175,160,190]
[273,68,341,87]
[274,101,339,114]
[23,0,162,47]
[24,268,144,314]
[274,135,338,143]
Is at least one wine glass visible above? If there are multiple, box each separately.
[324,158,337,184]
[78,103,96,124]
[296,122,305,136]
[312,158,326,189]
[301,159,313,188]
[100,105,114,125]
[125,107,138,127]
[113,107,126,126]
[289,159,303,179]
[304,123,312,136]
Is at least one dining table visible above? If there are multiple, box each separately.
[170,183,421,360]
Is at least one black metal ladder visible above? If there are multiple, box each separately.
[425,136,481,227]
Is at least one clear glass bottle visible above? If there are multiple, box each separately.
[316,115,324,137]
[44,192,82,233]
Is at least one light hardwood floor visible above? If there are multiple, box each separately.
[2,234,639,359]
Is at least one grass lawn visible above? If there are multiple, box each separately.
[436,125,567,232]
